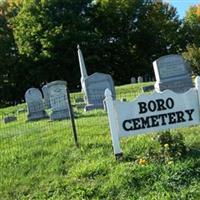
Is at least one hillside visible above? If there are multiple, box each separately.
[0,82,200,200]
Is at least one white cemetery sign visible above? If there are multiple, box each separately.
[25,88,48,121]
[153,54,193,93]
[47,80,70,120]
[77,45,115,111]
[105,76,200,157]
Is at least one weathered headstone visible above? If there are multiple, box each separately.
[77,45,116,111]
[153,54,193,93]
[3,116,17,124]
[84,73,115,111]
[144,73,151,82]
[17,108,27,114]
[42,85,51,108]
[25,88,48,121]
[131,77,136,84]
[142,85,154,92]
[47,80,70,120]
[138,76,143,83]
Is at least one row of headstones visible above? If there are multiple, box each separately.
[130,76,155,84]
[77,46,193,113]
[77,45,116,111]
[25,50,193,121]
[25,81,70,121]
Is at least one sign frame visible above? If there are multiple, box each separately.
[105,76,200,158]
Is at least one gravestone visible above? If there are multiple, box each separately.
[153,55,193,93]
[25,88,48,121]
[42,85,51,108]
[47,80,70,120]
[138,76,143,83]
[17,108,27,114]
[131,77,136,84]
[77,45,116,111]
[142,85,154,92]
[4,116,17,124]
[84,73,115,111]
[144,73,151,82]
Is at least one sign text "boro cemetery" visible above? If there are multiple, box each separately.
[105,77,200,157]
[123,98,194,131]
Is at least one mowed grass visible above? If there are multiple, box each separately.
[0,82,200,200]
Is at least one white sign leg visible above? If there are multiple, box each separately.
[105,89,122,158]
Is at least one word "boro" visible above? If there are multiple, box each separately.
[105,76,200,158]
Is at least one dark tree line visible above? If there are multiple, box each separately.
[0,0,199,107]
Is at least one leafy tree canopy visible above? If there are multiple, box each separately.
[0,0,189,106]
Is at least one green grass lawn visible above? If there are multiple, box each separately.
[0,82,200,200]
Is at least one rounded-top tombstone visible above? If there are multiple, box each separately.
[47,80,70,120]
[131,77,136,84]
[25,88,48,121]
[84,72,116,111]
[137,76,143,83]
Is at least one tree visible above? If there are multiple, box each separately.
[184,4,200,45]
[135,1,183,67]
[0,0,20,106]
[12,0,92,90]
[87,0,182,84]
[0,0,184,105]
[183,44,200,75]
[182,4,200,74]
[86,0,144,84]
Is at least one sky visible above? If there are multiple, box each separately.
[164,0,200,18]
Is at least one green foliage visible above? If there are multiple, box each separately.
[87,0,182,83]
[0,0,186,106]
[157,131,188,161]
[0,0,21,106]
[135,1,182,58]
[183,4,200,46]
[183,44,200,75]
[182,4,200,74]
[12,0,92,89]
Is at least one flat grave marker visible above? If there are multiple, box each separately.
[138,76,143,83]
[3,116,17,124]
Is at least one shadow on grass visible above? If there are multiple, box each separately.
[187,147,200,159]
[75,112,106,119]
[121,145,200,163]
[122,155,137,162]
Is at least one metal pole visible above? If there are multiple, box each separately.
[66,88,79,147]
